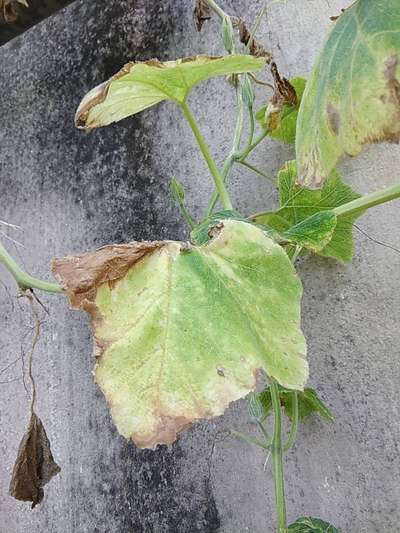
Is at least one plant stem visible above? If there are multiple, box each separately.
[237,159,275,183]
[0,242,62,293]
[270,377,287,533]
[245,1,268,54]
[205,0,227,19]
[283,392,298,452]
[204,91,244,216]
[181,101,233,211]
[333,183,400,218]
[231,429,271,450]
[238,129,269,161]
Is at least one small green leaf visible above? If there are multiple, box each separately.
[281,211,337,253]
[283,388,334,422]
[296,0,400,187]
[252,161,363,262]
[170,178,185,203]
[250,386,333,423]
[53,220,307,448]
[256,77,306,144]
[76,55,265,129]
[288,517,340,532]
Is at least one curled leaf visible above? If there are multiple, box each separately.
[0,0,28,23]
[9,413,60,508]
[265,63,298,131]
[75,55,265,130]
[296,0,400,187]
[53,221,307,449]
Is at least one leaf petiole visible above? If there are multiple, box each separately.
[333,183,400,218]
[0,242,62,293]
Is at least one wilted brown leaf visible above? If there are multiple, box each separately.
[265,62,297,129]
[237,19,272,61]
[193,0,211,31]
[9,412,60,508]
[0,0,28,23]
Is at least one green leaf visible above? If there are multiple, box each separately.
[296,0,400,187]
[249,386,333,423]
[75,55,266,129]
[252,161,363,261]
[288,517,340,532]
[283,388,334,422]
[281,211,337,253]
[256,77,306,144]
[53,220,307,448]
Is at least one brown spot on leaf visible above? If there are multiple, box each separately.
[9,413,60,508]
[326,102,341,135]
[193,0,211,32]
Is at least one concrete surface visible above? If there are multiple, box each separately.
[0,0,399,531]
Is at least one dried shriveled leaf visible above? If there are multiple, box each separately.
[193,0,211,31]
[237,19,272,60]
[1,0,28,23]
[288,517,340,532]
[75,55,265,129]
[9,413,60,508]
[53,221,307,449]
[251,161,363,262]
[296,0,400,187]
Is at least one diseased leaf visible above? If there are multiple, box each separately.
[256,77,306,144]
[296,0,400,187]
[53,220,307,449]
[249,386,333,423]
[75,55,265,129]
[9,413,60,508]
[237,19,272,60]
[251,161,363,262]
[288,517,340,532]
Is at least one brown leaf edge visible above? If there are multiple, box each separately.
[75,55,222,130]
[9,413,60,508]
[237,19,272,61]
[0,0,28,24]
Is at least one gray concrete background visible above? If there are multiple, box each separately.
[0,0,399,531]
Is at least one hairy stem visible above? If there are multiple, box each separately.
[0,242,61,293]
[270,377,287,533]
[181,101,233,211]
[283,392,298,452]
[333,183,400,218]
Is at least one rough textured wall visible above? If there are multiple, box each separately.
[0,1,399,532]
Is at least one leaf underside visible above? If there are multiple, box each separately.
[52,221,307,449]
[252,161,363,262]
[75,54,265,129]
[296,0,400,187]
[288,516,340,532]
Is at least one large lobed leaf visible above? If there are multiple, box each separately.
[52,221,307,449]
[296,0,400,187]
[75,55,265,129]
[252,161,363,262]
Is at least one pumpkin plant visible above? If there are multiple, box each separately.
[1,0,399,531]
